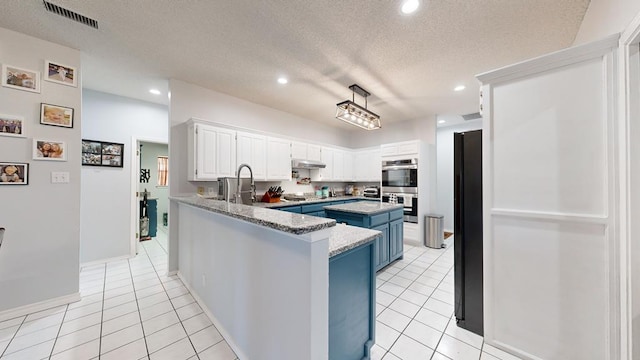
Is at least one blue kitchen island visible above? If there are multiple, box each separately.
[324,201,404,272]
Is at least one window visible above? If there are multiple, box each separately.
[157,156,168,187]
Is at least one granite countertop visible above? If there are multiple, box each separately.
[328,224,381,257]
[323,201,404,215]
[253,195,378,208]
[171,196,336,235]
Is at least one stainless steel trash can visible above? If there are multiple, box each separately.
[425,214,444,248]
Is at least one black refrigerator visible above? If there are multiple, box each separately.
[453,129,483,336]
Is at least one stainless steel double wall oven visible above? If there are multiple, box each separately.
[381,158,418,223]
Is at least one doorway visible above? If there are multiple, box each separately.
[130,137,169,256]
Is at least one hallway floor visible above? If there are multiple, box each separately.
[0,230,521,360]
[0,229,237,360]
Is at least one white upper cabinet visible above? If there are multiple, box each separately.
[291,141,322,162]
[319,147,334,181]
[343,151,354,182]
[307,144,322,161]
[237,131,267,180]
[333,150,345,181]
[188,121,236,181]
[354,148,381,182]
[291,141,307,159]
[381,140,420,158]
[266,137,291,181]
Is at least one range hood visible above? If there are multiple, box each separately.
[291,159,326,169]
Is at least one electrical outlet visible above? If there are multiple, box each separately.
[51,172,70,183]
[207,187,215,196]
[197,186,205,195]
[201,274,206,287]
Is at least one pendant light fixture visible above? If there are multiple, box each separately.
[335,84,381,130]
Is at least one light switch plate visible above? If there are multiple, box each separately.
[51,172,70,183]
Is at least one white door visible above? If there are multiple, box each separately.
[320,147,334,181]
[237,132,267,180]
[267,137,291,180]
[196,124,218,180]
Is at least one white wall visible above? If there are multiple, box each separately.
[347,117,437,148]
[0,27,81,313]
[436,120,482,231]
[81,90,167,263]
[573,0,640,44]
[139,141,168,228]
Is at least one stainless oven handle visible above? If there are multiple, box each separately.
[382,165,418,170]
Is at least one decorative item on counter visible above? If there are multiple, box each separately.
[345,185,354,195]
[292,170,299,179]
[296,177,311,185]
[321,186,329,198]
[262,186,284,203]
[353,186,361,196]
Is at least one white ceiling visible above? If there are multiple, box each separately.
[0,0,590,129]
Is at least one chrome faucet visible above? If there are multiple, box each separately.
[235,163,255,205]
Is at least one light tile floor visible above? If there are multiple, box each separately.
[0,229,237,360]
[372,239,522,360]
[0,230,522,360]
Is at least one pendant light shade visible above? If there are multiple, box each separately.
[336,84,381,130]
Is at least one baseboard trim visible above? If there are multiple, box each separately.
[177,272,248,360]
[80,254,132,269]
[0,292,81,322]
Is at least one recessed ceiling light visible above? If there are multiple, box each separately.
[438,120,446,124]
[149,89,161,95]
[277,77,288,84]
[454,85,466,92]
[401,0,420,14]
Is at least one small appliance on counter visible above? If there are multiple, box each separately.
[218,177,253,204]
[345,185,354,195]
[363,186,380,198]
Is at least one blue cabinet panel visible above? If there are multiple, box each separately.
[372,223,389,271]
[389,219,404,262]
[329,242,376,360]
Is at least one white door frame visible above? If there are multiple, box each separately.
[620,12,640,360]
[130,136,169,257]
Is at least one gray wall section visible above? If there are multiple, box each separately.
[0,27,81,311]
[436,120,482,231]
[139,141,169,228]
[81,90,168,263]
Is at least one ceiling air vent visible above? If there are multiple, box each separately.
[462,112,482,121]
[43,1,99,29]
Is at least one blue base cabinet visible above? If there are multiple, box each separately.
[329,241,376,360]
[325,208,403,272]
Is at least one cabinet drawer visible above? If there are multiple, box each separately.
[370,213,390,227]
[389,209,403,221]
[278,206,302,213]
[301,203,328,213]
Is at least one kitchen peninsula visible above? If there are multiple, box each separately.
[169,196,381,360]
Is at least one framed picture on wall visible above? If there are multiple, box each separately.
[1,64,40,93]
[0,162,28,185]
[44,60,77,87]
[40,103,74,128]
[0,114,25,138]
[82,139,124,168]
[33,139,67,161]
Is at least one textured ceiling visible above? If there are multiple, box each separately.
[0,0,590,129]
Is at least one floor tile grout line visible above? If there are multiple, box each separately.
[0,315,27,358]
[97,262,107,359]
[139,239,202,359]
[46,303,70,359]
[126,255,152,359]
